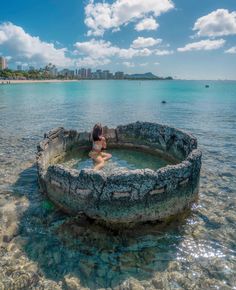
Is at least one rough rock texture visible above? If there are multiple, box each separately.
[36,122,202,226]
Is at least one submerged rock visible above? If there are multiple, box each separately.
[63,274,87,290]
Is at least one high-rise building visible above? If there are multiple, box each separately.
[0,56,7,70]
[96,69,102,79]
[102,70,110,79]
[81,68,87,79]
[58,69,74,78]
[114,71,124,79]
[107,72,113,79]
[86,68,92,79]
[17,65,23,71]
[76,69,82,78]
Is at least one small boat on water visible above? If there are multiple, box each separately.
[36,121,202,227]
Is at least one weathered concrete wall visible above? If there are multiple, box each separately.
[36,122,201,226]
[116,122,198,161]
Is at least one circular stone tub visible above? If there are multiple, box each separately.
[36,122,202,226]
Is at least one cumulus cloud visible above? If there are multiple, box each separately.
[131,37,162,48]
[85,0,174,36]
[5,56,12,61]
[119,47,152,58]
[193,9,236,37]
[74,39,119,58]
[225,46,236,54]
[123,61,135,67]
[0,22,72,67]
[117,48,136,58]
[155,49,174,55]
[136,48,152,56]
[139,62,148,66]
[0,22,166,69]
[178,39,225,52]
[75,57,111,68]
[0,31,8,43]
[135,17,159,31]
[74,39,153,60]
[123,61,149,68]
[124,47,153,58]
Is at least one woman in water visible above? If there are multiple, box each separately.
[89,123,112,170]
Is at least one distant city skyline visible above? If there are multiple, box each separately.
[1,59,171,80]
[0,0,236,80]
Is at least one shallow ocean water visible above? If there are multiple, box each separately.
[61,148,171,172]
[0,80,236,289]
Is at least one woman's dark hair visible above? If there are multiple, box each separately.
[92,123,103,141]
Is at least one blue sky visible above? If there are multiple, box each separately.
[0,0,236,79]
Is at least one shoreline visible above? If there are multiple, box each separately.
[0,79,79,84]
[1,79,235,85]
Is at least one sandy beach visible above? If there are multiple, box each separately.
[0,79,79,84]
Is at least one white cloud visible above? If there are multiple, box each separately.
[118,48,137,59]
[0,31,8,43]
[85,0,174,36]
[74,39,154,60]
[123,61,134,67]
[154,62,160,65]
[16,61,28,66]
[178,39,225,52]
[131,37,162,48]
[155,49,174,55]
[75,57,111,68]
[5,56,12,61]
[74,39,119,58]
[0,22,162,69]
[139,62,148,66]
[123,61,148,67]
[225,46,236,54]
[193,9,236,37]
[0,22,72,67]
[118,47,152,58]
[135,17,159,31]
[136,48,152,56]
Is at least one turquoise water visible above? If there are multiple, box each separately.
[61,148,171,172]
[0,80,236,289]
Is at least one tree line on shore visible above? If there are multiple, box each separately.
[0,68,70,80]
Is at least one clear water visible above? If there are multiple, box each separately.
[0,80,236,289]
[61,148,171,172]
